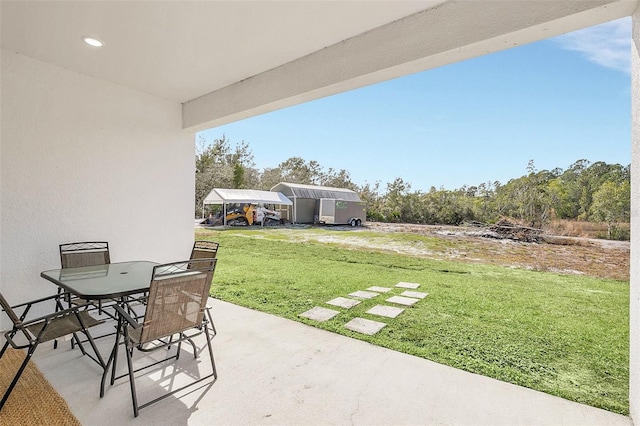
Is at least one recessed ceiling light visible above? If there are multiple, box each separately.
[82,36,104,48]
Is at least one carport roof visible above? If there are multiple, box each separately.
[203,188,292,206]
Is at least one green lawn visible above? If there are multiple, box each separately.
[198,227,629,414]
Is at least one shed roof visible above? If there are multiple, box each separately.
[203,188,293,205]
[271,182,362,202]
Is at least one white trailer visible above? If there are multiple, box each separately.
[317,198,366,226]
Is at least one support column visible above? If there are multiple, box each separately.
[630,5,640,423]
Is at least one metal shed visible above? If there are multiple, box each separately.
[270,182,362,224]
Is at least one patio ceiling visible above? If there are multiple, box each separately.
[0,1,440,103]
[1,0,636,131]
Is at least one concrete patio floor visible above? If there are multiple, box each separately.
[31,298,632,425]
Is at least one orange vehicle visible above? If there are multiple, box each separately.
[225,203,281,226]
[223,203,253,225]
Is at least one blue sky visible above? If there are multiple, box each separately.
[199,18,631,192]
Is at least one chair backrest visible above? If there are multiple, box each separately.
[59,241,110,269]
[190,241,219,260]
[0,293,21,326]
[138,259,216,344]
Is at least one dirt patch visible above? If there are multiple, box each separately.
[321,222,630,281]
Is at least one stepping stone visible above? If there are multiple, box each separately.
[367,305,404,319]
[396,282,420,289]
[299,306,340,322]
[401,291,428,299]
[386,296,419,306]
[367,286,392,293]
[344,318,386,335]
[349,290,379,299]
[326,297,361,309]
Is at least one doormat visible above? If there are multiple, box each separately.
[0,348,80,425]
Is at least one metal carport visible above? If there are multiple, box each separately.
[202,188,293,225]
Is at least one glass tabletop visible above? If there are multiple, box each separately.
[41,261,158,299]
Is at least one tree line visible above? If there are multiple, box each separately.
[195,135,630,239]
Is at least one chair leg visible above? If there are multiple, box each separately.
[110,319,125,387]
[204,324,218,380]
[0,340,10,358]
[100,343,116,398]
[181,334,198,359]
[54,289,66,350]
[79,324,106,368]
[71,331,87,355]
[176,340,183,361]
[0,343,39,411]
[124,343,140,417]
[205,307,216,338]
[115,330,218,417]
[69,327,105,368]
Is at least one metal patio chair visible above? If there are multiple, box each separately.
[190,241,219,336]
[58,241,132,349]
[60,241,111,269]
[0,292,104,410]
[59,241,112,312]
[59,241,144,314]
[101,258,218,417]
[190,240,219,261]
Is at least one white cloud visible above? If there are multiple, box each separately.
[554,17,631,74]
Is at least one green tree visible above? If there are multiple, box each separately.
[495,161,552,227]
[232,163,245,189]
[258,167,284,190]
[274,157,321,185]
[556,159,590,219]
[473,182,497,223]
[195,134,255,216]
[358,181,384,221]
[547,177,571,219]
[321,168,358,190]
[382,178,411,222]
[590,180,630,239]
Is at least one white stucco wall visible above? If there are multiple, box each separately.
[631,5,640,423]
[0,49,194,320]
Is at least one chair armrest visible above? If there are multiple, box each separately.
[10,293,65,310]
[3,329,25,349]
[113,304,142,329]
[17,304,93,328]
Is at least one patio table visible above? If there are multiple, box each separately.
[41,261,159,301]
[40,261,159,372]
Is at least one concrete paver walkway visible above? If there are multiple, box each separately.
[367,304,404,318]
[308,281,426,335]
[396,282,421,289]
[33,299,631,425]
[344,317,387,335]
[326,296,361,309]
[300,306,340,322]
[387,295,420,306]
